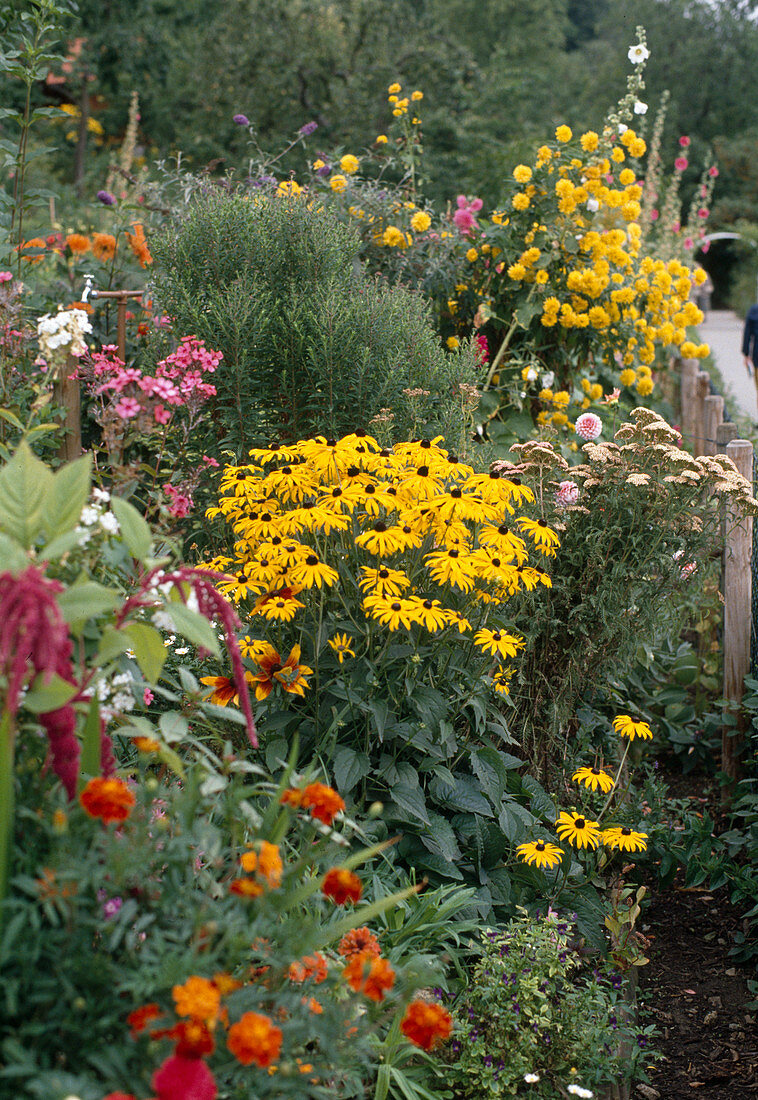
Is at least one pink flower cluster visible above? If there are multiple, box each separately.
[86,337,220,427]
[163,482,194,518]
[453,194,483,235]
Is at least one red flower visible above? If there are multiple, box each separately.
[322,868,362,905]
[338,926,381,959]
[300,782,345,825]
[343,954,395,1002]
[152,1054,217,1100]
[401,1001,453,1051]
[127,1002,163,1035]
[80,777,135,824]
[102,1094,137,1100]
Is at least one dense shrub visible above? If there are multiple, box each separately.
[152,191,481,454]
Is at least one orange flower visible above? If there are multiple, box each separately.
[239,841,282,887]
[66,232,91,254]
[343,954,395,1002]
[338,926,381,959]
[128,1002,164,1036]
[125,222,153,267]
[230,878,263,898]
[200,673,254,706]
[151,1019,215,1057]
[400,1001,453,1051]
[133,735,160,753]
[280,787,305,810]
[300,782,345,825]
[66,299,93,314]
[213,972,243,996]
[172,976,221,1026]
[249,643,312,700]
[79,777,135,824]
[288,952,328,984]
[227,1011,282,1067]
[322,867,362,905]
[303,996,323,1014]
[19,237,46,263]
[92,231,117,261]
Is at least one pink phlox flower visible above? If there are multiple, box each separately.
[650,209,659,221]
[163,483,194,519]
[0,272,12,283]
[684,237,694,249]
[153,404,172,425]
[143,687,154,706]
[452,195,483,236]
[115,397,142,419]
[698,207,709,218]
[202,455,220,468]
[708,166,719,178]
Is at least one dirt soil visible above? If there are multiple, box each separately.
[636,770,758,1099]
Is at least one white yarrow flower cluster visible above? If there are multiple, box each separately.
[76,488,119,545]
[36,307,92,363]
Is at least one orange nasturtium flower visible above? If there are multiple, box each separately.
[248,643,312,700]
[401,1000,453,1050]
[227,1011,283,1067]
[342,953,395,1002]
[79,777,135,824]
[322,867,362,905]
[172,976,221,1026]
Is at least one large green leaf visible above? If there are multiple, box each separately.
[57,579,120,626]
[420,812,461,861]
[391,782,431,825]
[167,601,220,656]
[0,442,53,548]
[47,454,92,538]
[111,495,152,560]
[332,745,370,793]
[123,622,167,683]
[23,673,78,714]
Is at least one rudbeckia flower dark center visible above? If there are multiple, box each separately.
[306,555,319,566]
[535,840,546,851]
[448,550,459,559]
[417,466,430,477]
[332,488,343,497]
[498,525,509,535]
[621,827,631,835]
[493,632,502,640]
[326,439,336,447]
[489,471,500,480]
[237,573,247,583]
[575,817,586,829]
[374,522,388,532]
[236,471,248,480]
[451,488,462,498]
[420,439,431,448]
[365,484,376,493]
[282,466,292,474]
[423,600,433,609]
[347,466,360,477]
[261,513,272,522]
[492,558,501,567]
[391,602,401,611]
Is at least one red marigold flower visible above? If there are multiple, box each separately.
[102,1094,137,1100]
[338,926,381,958]
[79,777,135,824]
[401,1001,453,1051]
[343,954,395,1002]
[172,1019,216,1057]
[322,867,362,905]
[300,782,345,825]
[127,1002,164,1036]
[152,1054,217,1100]
[288,952,328,983]
[227,1011,283,1067]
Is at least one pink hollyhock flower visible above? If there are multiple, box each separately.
[708,166,719,177]
[674,157,688,171]
[679,135,690,147]
[115,397,141,419]
[575,412,602,440]
[698,207,709,218]
[475,334,489,364]
[152,1055,217,1100]
[0,272,12,283]
[701,241,711,253]
[452,195,483,235]
[684,237,694,249]
[555,480,579,506]
[650,209,659,221]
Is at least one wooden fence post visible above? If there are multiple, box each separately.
[717,421,739,450]
[704,394,724,457]
[723,438,754,782]
[693,370,710,456]
[52,353,82,464]
[680,358,698,450]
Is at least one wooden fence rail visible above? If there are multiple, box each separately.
[678,355,753,782]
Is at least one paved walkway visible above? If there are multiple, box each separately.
[698,309,756,422]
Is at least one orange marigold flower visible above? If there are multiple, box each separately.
[125,222,153,267]
[79,777,135,824]
[172,976,221,1026]
[343,954,395,1002]
[303,996,323,1014]
[128,1002,164,1036]
[230,877,264,898]
[66,232,91,254]
[322,867,362,905]
[66,299,93,314]
[227,1011,283,1067]
[280,787,305,809]
[239,841,282,887]
[133,735,160,753]
[288,952,328,984]
[151,1019,216,1057]
[213,972,243,996]
[300,782,345,825]
[401,1000,453,1051]
[18,237,46,263]
[92,231,117,261]
[338,926,381,958]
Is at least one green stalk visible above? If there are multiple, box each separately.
[0,710,15,910]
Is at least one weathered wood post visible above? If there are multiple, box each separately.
[693,370,710,456]
[680,358,698,450]
[704,394,724,457]
[53,352,82,463]
[717,421,739,451]
[723,438,754,782]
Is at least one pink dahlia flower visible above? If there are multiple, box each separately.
[575,412,602,441]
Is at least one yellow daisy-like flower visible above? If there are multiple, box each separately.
[473,628,524,659]
[491,666,514,695]
[362,595,413,631]
[572,766,614,793]
[555,124,572,142]
[290,553,339,589]
[612,714,653,741]
[330,174,348,193]
[340,154,359,174]
[555,810,602,850]
[517,516,561,555]
[358,565,410,597]
[516,839,564,869]
[602,825,648,853]
[328,633,356,663]
[354,521,406,557]
[255,594,305,621]
[403,596,450,632]
[238,637,271,660]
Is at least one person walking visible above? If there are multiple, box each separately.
[742,300,758,382]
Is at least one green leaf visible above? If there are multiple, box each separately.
[38,530,83,563]
[23,673,77,713]
[0,409,23,431]
[79,698,101,781]
[0,533,27,571]
[111,495,152,559]
[420,812,461,861]
[332,745,370,793]
[57,580,119,626]
[166,601,220,656]
[365,696,390,739]
[47,453,92,537]
[123,622,167,683]
[97,626,133,665]
[159,712,189,743]
[391,782,430,825]
[521,775,556,821]
[158,743,186,778]
[0,441,53,548]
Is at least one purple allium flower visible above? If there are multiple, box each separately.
[299,121,318,136]
[233,114,250,126]
[97,190,115,206]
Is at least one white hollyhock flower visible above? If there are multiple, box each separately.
[628,43,649,63]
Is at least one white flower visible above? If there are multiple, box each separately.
[186,589,200,614]
[80,505,100,526]
[568,1086,594,1099]
[112,691,135,713]
[524,1072,541,1083]
[541,371,555,389]
[96,679,111,701]
[152,611,176,632]
[75,526,92,547]
[99,511,120,535]
[173,646,190,655]
[586,197,600,212]
[112,672,133,688]
[627,43,649,64]
[633,101,648,115]
[92,487,111,503]
[618,123,628,134]
[525,367,538,382]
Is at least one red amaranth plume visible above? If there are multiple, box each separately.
[124,566,257,747]
[0,566,81,797]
